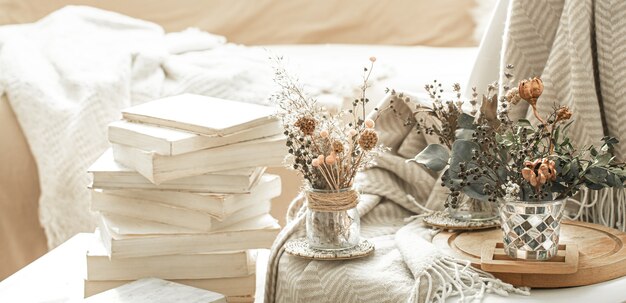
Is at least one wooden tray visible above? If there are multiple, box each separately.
[433,220,626,288]
[481,241,578,274]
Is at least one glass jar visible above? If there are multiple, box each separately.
[448,194,498,222]
[305,188,360,250]
[500,199,566,260]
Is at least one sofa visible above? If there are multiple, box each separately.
[0,0,483,279]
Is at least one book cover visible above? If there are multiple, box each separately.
[111,135,286,184]
[121,94,277,136]
[82,278,227,302]
[108,119,283,156]
[99,174,281,220]
[89,149,264,193]
[98,214,280,258]
[86,232,256,280]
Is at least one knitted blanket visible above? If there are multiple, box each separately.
[0,6,277,248]
[471,0,626,230]
[265,94,528,302]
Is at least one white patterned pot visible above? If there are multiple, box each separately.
[499,199,565,260]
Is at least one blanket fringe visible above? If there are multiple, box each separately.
[567,187,626,231]
[410,257,529,303]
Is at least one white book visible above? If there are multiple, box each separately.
[98,214,280,258]
[86,232,256,280]
[108,119,284,156]
[112,135,286,184]
[82,278,227,303]
[121,94,277,136]
[100,213,278,236]
[84,275,256,298]
[89,149,264,193]
[101,174,281,220]
[91,190,271,232]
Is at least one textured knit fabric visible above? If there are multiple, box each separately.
[265,94,528,303]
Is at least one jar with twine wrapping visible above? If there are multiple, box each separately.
[305,188,360,250]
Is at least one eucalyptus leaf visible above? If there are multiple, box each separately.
[594,153,613,166]
[409,144,449,172]
[458,113,476,129]
[606,172,623,188]
[585,167,608,184]
[590,167,608,178]
[449,140,480,173]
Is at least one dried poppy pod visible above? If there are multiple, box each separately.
[294,116,316,135]
[518,77,544,106]
[358,129,378,150]
[555,106,572,122]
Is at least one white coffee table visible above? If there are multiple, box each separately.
[0,233,267,302]
[1,233,624,302]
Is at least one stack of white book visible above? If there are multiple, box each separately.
[84,94,287,303]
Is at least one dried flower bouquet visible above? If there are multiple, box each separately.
[405,65,626,207]
[270,56,390,250]
[270,56,388,191]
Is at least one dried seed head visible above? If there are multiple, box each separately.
[332,141,344,153]
[555,106,572,122]
[315,154,324,161]
[325,153,336,165]
[294,116,316,135]
[358,129,378,150]
[505,87,522,105]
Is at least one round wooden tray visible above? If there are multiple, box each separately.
[433,220,626,288]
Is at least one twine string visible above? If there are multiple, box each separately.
[306,189,359,212]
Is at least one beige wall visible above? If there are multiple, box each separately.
[0,0,477,46]
[0,96,47,280]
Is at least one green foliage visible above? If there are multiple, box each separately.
[409,144,449,172]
